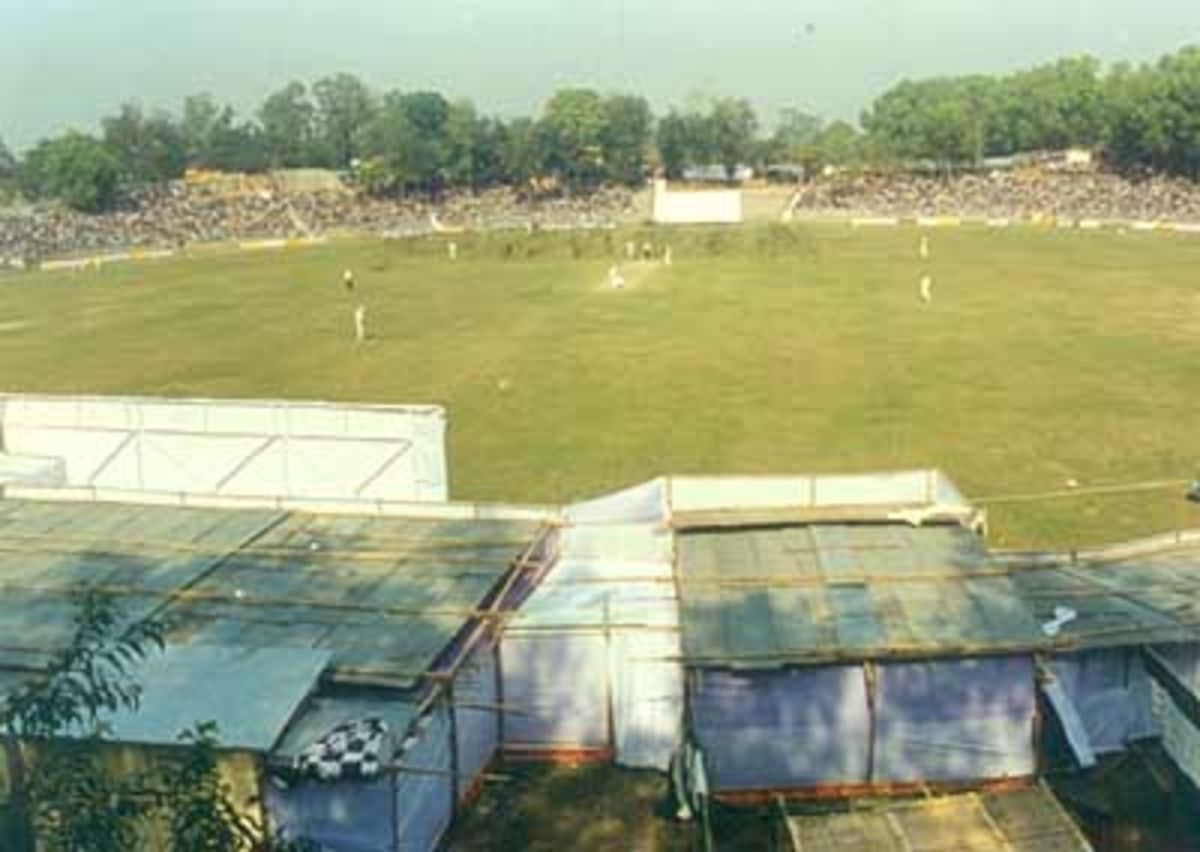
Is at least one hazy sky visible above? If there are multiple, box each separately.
[2,0,1198,150]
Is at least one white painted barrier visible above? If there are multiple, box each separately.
[238,239,289,251]
[0,394,449,503]
[39,249,176,273]
[851,217,901,228]
[652,180,743,225]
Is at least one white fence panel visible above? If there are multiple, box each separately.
[0,394,448,503]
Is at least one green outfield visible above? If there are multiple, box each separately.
[1,223,1197,548]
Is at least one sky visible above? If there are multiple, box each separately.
[2,0,1198,150]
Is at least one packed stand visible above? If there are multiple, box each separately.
[0,183,639,264]
[792,171,1200,222]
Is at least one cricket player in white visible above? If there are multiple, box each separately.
[354,304,366,343]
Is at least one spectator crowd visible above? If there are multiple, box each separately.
[0,183,639,264]
[7,170,1200,265]
[792,171,1200,222]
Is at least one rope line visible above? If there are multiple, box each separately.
[973,478,1192,505]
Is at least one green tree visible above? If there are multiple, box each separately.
[997,56,1106,153]
[360,90,449,194]
[0,138,17,203]
[19,132,121,211]
[181,93,222,167]
[471,116,509,189]
[815,120,862,167]
[444,98,480,189]
[312,73,376,169]
[655,110,692,179]
[863,77,989,169]
[706,97,758,180]
[770,109,821,154]
[207,110,269,173]
[259,82,317,168]
[101,103,187,184]
[444,100,508,191]
[540,88,608,189]
[600,94,652,185]
[499,116,543,188]
[0,136,18,181]
[1158,47,1200,177]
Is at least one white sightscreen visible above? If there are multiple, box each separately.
[653,184,743,225]
[0,394,447,503]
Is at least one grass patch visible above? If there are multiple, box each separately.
[1,224,1197,548]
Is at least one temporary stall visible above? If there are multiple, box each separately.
[0,494,548,852]
[676,521,1043,795]
[498,470,981,774]
[1006,537,1200,775]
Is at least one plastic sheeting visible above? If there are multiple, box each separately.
[691,667,871,790]
[0,394,447,503]
[669,470,968,515]
[691,657,1036,793]
[1045,650,1158,757]
[564,479,667,525]
[0,453,65,487]
[453,644,500,798]
[874,657,1036,783]
[1150,643,1200,788]
[395,702,454,852]
[265,776,395,852]
[612,629,684,769]
[501,632,610,750]
[502,507,683,770]
[98,644,330,750]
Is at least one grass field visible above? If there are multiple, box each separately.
[1,222,1197,548]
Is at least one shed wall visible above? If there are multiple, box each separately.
[873,657,1036,783]
[265,776,395,852]
[690,656,1036,793]
[1150,643,1200,788]
[502,508,683,769]
[395,701,454,852]
[1047,649,1158,757]
[691,666,870,790]
[454,643,500,798]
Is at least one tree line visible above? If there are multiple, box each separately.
[862,48,1200,175]
[2,45,1199,212]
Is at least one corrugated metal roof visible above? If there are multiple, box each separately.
[0,499,284,670]
[677,524,1044,665]
[1009,547,1200,650]
[676,525,1200,666]
[0,499,540,708]
[97,644,330,751]
[783,785,1092,852]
